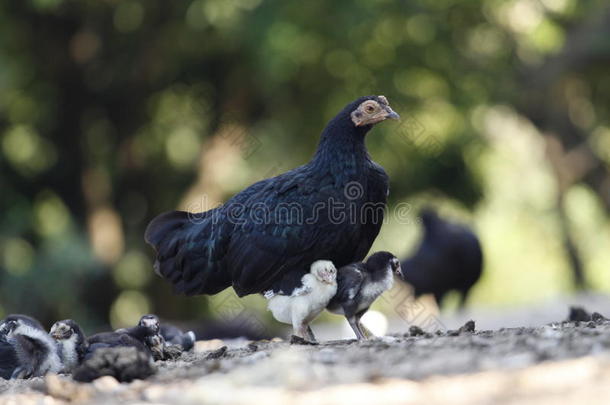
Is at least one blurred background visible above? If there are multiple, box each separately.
[0,0,609,335]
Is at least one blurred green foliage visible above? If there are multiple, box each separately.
[0,0,609,329]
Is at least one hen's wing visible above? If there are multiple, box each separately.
[225,168,348,296]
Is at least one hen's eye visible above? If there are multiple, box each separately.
[365,105,375,113]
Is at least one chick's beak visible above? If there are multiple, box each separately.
[395,263,403,279]
[51,330,70,340]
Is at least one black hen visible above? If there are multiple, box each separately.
[145,95,399,297]
[400,209,483,309]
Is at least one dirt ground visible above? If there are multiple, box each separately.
[2,305,610,405]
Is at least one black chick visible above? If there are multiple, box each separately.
[1,314,47,379]
[327,251,402,340]
[73,346,155,383]
[49,319,88,373]
[114,314,165,360]
[50,319,158,382]
[400,208,483,309]
[0,317,62,379]
[159,324,196,352]
[0,314,44,338]
[137,314,195,357]
[145,96,399,299]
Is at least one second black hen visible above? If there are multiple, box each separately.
[400,209,483,309]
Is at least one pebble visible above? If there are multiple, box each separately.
[92,376,120,392]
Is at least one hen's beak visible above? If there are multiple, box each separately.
[384,107,400,120]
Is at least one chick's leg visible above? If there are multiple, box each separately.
[306,326,317,342]
[347,316,367,340]
[292,308,309,339]
[356,312,375,339]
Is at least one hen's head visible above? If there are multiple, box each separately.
[348,95,400,128]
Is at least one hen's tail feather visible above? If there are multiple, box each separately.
[145,211,190,246]
[145,209,232,295]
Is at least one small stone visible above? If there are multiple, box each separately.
[592,312,608,323]
[45,374,91,402]
[409,326,425,337]
[205,346,228,359]
[459,320,476,333]
[93,375,120,392]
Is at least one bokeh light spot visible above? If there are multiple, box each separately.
[2,125,57,176]
[165,126,201,169]
[34,191,70,237]
[113,250,152,289]
[2,238,35,276]
[110,290,151,329]
[88,207,124,265]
